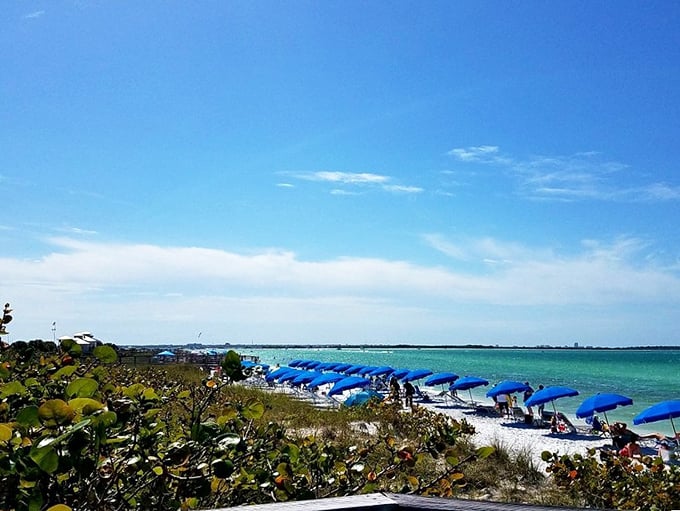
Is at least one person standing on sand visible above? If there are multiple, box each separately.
[403,381,415,409]
[536,384,545,418]
[523,382,535,414]
[389,377,401,403]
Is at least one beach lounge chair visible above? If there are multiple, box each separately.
[474,404,501,417]
[511,406,527,422]
[414,385,432,403]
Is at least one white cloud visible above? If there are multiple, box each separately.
[288,170,423,195]
[448,145,501,162]
[447,145,680,202]
[4,236,680,344]
[299,171,389,184]
[23,10,45,19]
[382,184,423,194]
[276,183,295,188]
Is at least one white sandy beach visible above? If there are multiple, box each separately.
[247,378,613,470]
[418,398,607,470]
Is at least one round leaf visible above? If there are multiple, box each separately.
[93,345,118,364]
[242,399,264,420]
[0,423,12,442]
[68,398,105,416]
[0,381,27,399]
[66,378,99,398]
[16,406,41,428]
[38,399,76,426]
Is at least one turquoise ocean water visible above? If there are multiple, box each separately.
[239,347,680,436]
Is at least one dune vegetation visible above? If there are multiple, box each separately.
[0,311,677,510]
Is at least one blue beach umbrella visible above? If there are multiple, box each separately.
[292,371,323,385]
[308,372,347,390]
[450,376,489,403]
[576,393,633,427]
[344,389,383,407]
[265,367,295,382]
[486,380,530,399]
[344,365,366,375]
[391,368,410,380]
[278,370,305,383]
[425,372,459,387]
[288,359,304,367]
[633,399,680,440]
[333,363,352,372]
[315,362,336,371]
[241,360,257,368]
[357,366,378,376]
[368,366,395,377]
[328,376,371,397]
[157,350,175,357]
[306,361,323,369]
[326,362,349,371]
[402,369,433,383]
[525,385,579,416]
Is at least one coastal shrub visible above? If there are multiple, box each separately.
[543,448,680,511]
[0,336,492,510]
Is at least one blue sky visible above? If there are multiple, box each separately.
[3,1,680,346]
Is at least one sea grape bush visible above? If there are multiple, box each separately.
[0,339,485,511]
[543,449,680,511]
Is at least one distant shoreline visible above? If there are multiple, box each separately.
[127,343,680,351]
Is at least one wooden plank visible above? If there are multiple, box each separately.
[212,493,397,511]
[208,493,599,511]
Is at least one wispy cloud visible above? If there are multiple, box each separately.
[23,10,45,19]
[383,184,423,194]
[288,171,423,194]
[276,183,295,188]
[296,171,390,185]
[56,226,98,236]
[448,146,678,202]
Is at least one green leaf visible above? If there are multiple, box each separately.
[28,490,43,511]
[242,399,264,420]
[0,423,12,442]
[0,363,9,380]
[93,410,117,428]
[476,446,495,459]
[38,399,76,426]
[30,442,59,473]
[46,505,72,511]
[445,455,459,466]
[60,338,82,357]
[142,388,159,401]
[0,380,27,398]
[16,406,41,428]
[24,377,40,387]
[68,397,104,416]
[123,383,145,399]
[66,377,99,398]
[177,390,191,399]
[212,459,234,478]
[282,443,300,463]
[220,350,245,382]
[51,366,78,380]
[93,345,118,363]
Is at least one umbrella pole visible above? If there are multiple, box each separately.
[671,416,678,445]
[603,411,610,435]
[468,389,474,406]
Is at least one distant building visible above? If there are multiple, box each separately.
[574,342,579,348]
[59,331,103,354]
